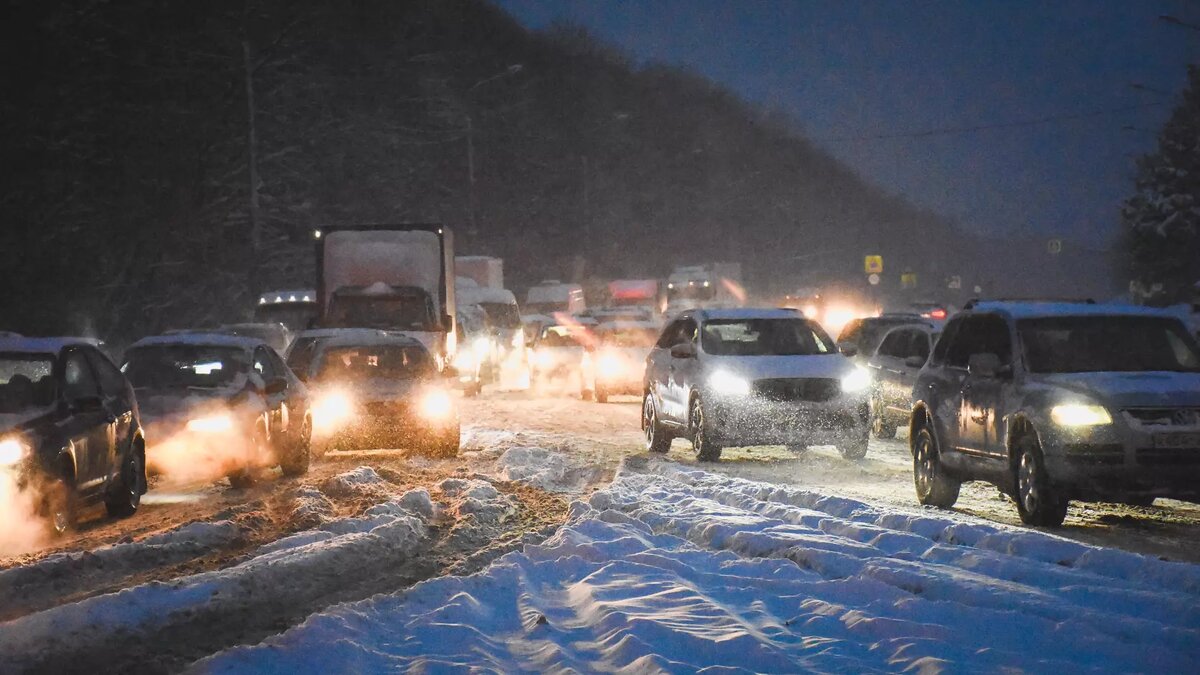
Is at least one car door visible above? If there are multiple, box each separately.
[267,347,305,440]
[869,329,908,415]
[668,317,701,423]
[253,346,287,438]
[646,319,682,416]
[895,330,932,409]
[83,347,136,480]
[959,315,1012,457]
[934,317,974,454]
[59,347,113,491]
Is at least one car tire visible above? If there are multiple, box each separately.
[595,387,608,404]
[42,477,75,535]
[1013,434,1068,527]
[105,446,144,518]
[280,418,311,478]
[643,394,672,454]
[913,426,960,508]
[870,396,899,439]
[690,395,722,462]
[839,435,869,460]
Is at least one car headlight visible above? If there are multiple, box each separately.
[534,350,552,369]
[313,391,354,431]
[420,389,454,419]
[708,370,750,396]
[1051,404,1112,427]
[185,414,234,433]
[0,437,30,466]
[597,352,623,377]
[472,336,491,357]
[841,367,871,394]
[512,331,524,349]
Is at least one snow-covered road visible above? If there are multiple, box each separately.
[198,461,1200,673]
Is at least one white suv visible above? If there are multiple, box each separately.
[642,308,871,461]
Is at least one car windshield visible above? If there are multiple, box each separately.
[540,326,587,348]
[122,346,251,390]
[0,355,57,413]
[327,294,436,330]
[701,319,833,356]
[1019,316,1200,373]
[598,328,658,348]
[315,345,434,382]
[478,302,522,329]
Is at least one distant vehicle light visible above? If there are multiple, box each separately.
[926,308,948,320]
[667,283,675,289]
[302,295,312,302]
[703,280,711,287]
[259,298,267,305]
[186,414,234,433]
[314,229,322,239]
[841,367,871,394]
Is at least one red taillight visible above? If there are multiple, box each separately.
[929,309,947,320]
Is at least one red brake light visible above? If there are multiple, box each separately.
[929,309,947,320]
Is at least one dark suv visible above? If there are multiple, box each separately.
[0,337,146,533]
[910,302,1200,526]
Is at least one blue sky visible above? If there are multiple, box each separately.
[495,0,1198,247]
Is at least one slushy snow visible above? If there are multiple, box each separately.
[197,463,1200,674]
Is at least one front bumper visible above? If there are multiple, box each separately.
[1042,420,1200,501]
[709,395,869,447]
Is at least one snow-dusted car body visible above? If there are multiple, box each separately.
[865,323,939,439]
[642,308,871,462]
[123,333,311,487]
[911,302,1200,526]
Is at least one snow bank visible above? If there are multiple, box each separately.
[497,446,570,491]
[198,466,1200,673]
[320,466,387,498]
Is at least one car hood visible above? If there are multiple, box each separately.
[1032,372,1200,408]
[706,354,857,381]
[136,388,259,424]
[313,379,422,403]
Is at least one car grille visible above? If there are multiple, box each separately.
[365,401,411,418]
[1123,407,1200,427]
[1136,448,1200,466]
[1063,444,1124,465]
[753,378,840,403]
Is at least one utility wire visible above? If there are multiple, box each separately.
[823,100,1171,142]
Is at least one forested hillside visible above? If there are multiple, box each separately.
[3,0,976,340]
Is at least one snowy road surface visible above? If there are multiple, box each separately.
[199,462,1200,673]
[2,391,1200,672]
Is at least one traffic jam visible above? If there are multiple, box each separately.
[3,225,1200,670]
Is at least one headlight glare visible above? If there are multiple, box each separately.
[420,389,454,419]
[186,414,234,433]
[1051,404,1111,427]
[313,391,354,431]
[841,367,871,394]
[708,370,750,396]
[597,352,622,377]
[0,438,30,466]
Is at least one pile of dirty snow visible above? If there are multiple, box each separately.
[198,465,1200,673]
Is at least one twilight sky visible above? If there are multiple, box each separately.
[494,0,1199,248]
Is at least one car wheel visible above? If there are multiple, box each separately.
[42,477,75,535]
[105,447,144,518]
[280,417,311,477]
[690,395,722,462]
[643,394,672,454]
[913,426,960,508]
[839,434,869,460]
[1014,434,1068,527]
[595,387,609,404]
[870,396,898,439]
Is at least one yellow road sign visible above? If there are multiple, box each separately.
[864,255,883,275]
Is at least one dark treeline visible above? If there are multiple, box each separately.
[3,0,1065,343]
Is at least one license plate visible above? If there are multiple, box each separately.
[1153,433,1200,449]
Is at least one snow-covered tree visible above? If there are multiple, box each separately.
[1123,65,1200,303]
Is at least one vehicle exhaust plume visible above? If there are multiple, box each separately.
[146,432,267,487]
[0,472,47,556]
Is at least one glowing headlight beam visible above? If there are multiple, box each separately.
[0,438,29,466]
[708,370,750,396]
[1051,404,1112,427]
[597,353,623,377]
[841,367,872,394]
[313,391,354,431]
[420,390,454,418]
[185,414,234,433]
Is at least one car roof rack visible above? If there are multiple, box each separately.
[962,297,1096,310]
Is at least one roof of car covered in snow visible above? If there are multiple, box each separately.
[292,328,395,340]
[0,336,103,355]
[964,301,1183,321]
[128,333,266,351]
[687,308,805,321]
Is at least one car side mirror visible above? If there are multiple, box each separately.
[904,355,925,369]
[968,353,1002,378]
[839,343,858,358]
[670,342,697,359]
[264,377,288,395]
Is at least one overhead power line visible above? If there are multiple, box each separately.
[823,100,1171,142]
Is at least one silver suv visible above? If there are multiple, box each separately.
[642,308,871,461]
[911,302,1200,526]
